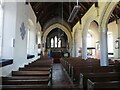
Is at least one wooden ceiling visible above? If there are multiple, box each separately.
[108,1,120,23]
[30,2,95,29]
[30,1,120,30]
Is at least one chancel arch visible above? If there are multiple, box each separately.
[82,16,99,60]
[42,23,72,55]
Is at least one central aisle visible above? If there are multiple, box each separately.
[52,63,73,88]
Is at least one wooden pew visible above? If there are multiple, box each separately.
[2,84,49,90]
[2,84,78,90]
[2,75,52,89]
[2,58,53,90]
[19,67,51,71]
[28,61,52,66]
[24,64,52,67]
[114,62,120,72]
[30,59,53,64]
[60,57,119,90]
[60,58,115,83]
[18,67,52,84]
[2,78,49,85]
[2,76,50,80]
[12,71,50,76]
[80,72,120,90]
[11,71,52,84]
[87,79,120,90]
[72,65,115,83]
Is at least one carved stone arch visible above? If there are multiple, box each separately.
[43,23,72,44]
[100,1,118,29]
[98,1,119,66]
[82,15,99,59]
[82,16,98,37]
[42,23,72,55]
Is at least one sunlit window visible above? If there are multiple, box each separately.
[55,36,57,48]
[58,39,61,48]
[27,29,30,54]
[87,33,92,47]
[50,36,62,48]
[107,32,113,53]
[51,38,54,48]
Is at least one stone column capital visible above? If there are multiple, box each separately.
[99,25,108,32]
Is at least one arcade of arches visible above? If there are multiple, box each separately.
[0,1,120,89]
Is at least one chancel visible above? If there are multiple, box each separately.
[0,0,120,90]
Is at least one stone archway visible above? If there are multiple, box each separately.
[100,2,118,28]
[82,15,99,59]
[42,23,72,55]
[99,1,119,66]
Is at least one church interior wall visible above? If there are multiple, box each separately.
[74,29,82,57]
[1,1,120,76]
[108,21,119,58]
[1,2,17,76]
[1,2,41,76]
[74,1,119,59]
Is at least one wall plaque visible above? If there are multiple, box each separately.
[20,22,26,40]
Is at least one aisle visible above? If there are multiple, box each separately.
[52,63,73,88]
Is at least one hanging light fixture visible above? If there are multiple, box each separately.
[0,0,3,5]
[68,0,80,22]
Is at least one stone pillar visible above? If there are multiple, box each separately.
[117,20,120,58]
[46,37,49,48]
[54,37,55,48]
[74,42,76,57]
[57,36,58,48]
[49,38,51,48]
[72,37,75,57]
[82,33,87,60]
[41,37,44,56]
[100,27,108,66]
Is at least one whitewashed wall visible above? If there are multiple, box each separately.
[72,22,82,57]
[1,2,41,76]
[74,29,82,57]
[72,21,99,58]
[89,21,99,58]
[0,5,3,59]
[74,2,119,59]
[2,2,17,59]
[118,19,120,58]
[108,21,119,58]
[89,21,99,47]
[1,2,17,76]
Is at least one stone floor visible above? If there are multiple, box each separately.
[52,63,73,87]
[52,63,80,90]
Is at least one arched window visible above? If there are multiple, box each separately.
[51,38,54,48]
[58,39,61,48]
[27,29,30,54]
[50,36,62,48]
[87,33,92,47]
[107,32,113,53]
[55,36,57,48]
